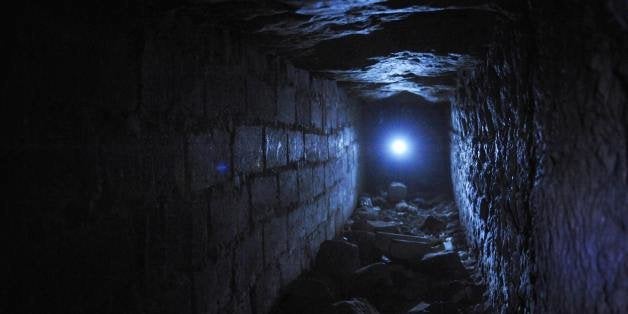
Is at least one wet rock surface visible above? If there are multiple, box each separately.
[272,185,485,314]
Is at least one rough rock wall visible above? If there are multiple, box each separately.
[529,1,628,312]
[5,3,359,314]
[451,1,628,313]
[451,21,536,313]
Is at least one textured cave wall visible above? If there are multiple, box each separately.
[529,1,628,312]
[451,1,628,313]
[5,3,359,314]
[451,21,536,313]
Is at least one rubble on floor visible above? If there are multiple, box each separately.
[271,183,485,314]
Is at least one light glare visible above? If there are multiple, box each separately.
[390,138,409,156]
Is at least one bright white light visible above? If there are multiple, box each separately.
[390,138,409,156]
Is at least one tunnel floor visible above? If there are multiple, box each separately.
[272,183,484,314]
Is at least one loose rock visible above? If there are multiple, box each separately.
[448,285,483,304]
[372,196,387,208]
[374,234,435,261]
[366,220,403,233]
[387,182,408,203]
[415,251,468,278]
[416,302,460,314]
[274,277,336,314]
[420,216,446,234]
[346,231,380,265]
[276,189,483,313]
[412,197,429,207]
[395,201,418,213]
[350,263,394,297]
[332,298,380,314]
[315,240,361,279]
[359,196,374,208]
[407,302,430,313]
[354,206,382,220]
[376,232,435,244]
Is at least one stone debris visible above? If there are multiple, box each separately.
[415,251,468,279]
[420,216,446,234]
[332,298,381,314]
[354,206,382,220]
[373,235,434,261]
[359,196,374,208]
[443,237,454,251]
[366,220,404,233]
[412,197,429,208]
[273,277,337,314]
[407,302,430,313]
[448,285,483,304]
[376,232,434,243]
[315,240,361,280]
[416,302,460,314]
[346,231,380,265]
[272,183,484,314]
[372,196,387,208]
[387,182,408,203]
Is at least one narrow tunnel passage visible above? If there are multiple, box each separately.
[5,1,627,314]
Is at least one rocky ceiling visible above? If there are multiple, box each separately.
[201,0,503,102]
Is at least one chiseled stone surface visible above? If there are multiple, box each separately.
[451,2,628,313]
[288,131,305,162]
[234,126,264,173]
[265,127,288,169]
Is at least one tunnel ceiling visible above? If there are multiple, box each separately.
[201,0,501,102]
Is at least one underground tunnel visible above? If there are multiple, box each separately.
[5,0,627,313]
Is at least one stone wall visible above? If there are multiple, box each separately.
[5,3,359,314]
[451,1,627,313]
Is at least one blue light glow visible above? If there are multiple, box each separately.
[216,162,229,174]
[389,137,411,158]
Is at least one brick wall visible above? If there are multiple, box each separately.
[176,27,360,314]
[5,4,359,314]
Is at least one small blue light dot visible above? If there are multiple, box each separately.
[216,162,229,174]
